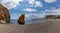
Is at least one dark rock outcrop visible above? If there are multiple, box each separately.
[45,15,55,19]
[45,15,60,19]
[0,3,10,24]
[18,14,25,24]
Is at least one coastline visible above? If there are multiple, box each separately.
[25,19,60,33]
[0,19,60,33]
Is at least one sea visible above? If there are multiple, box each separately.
[10,19,46,25]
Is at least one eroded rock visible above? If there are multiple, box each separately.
[0,3,10,24]
[18,14,25,24]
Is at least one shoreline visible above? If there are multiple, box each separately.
[0,19,60,33]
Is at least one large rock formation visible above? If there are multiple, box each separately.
[45,15,60,19]
[18,14,25,24]
[45,15,55,19]
[0,3,10,24]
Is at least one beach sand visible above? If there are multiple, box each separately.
[0,19,60,33]
[25,19,60,33]
[0,24,25,33]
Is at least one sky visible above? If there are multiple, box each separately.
[0,0,60,19]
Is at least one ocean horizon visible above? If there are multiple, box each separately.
[10,18,46,25]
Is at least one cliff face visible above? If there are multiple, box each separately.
[45,15,60,19]
[0,4,10,23]
[18,14,25,24]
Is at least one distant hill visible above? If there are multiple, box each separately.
[45,15,60,19]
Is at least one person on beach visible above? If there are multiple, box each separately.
[18,14,25,24]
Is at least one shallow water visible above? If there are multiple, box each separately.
[10,19,46,25]
[25,19,46,24]
[10,19,19,25]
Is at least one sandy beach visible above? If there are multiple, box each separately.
[0,24,25,33]
[0,19,60,33]
[25,19,60,33]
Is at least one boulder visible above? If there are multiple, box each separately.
[0,3,10,24]
[0,14,6,24]
[18,14,25,24]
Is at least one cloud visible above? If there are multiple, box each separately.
[25,13,46,20]
[11,13,21,19]
[0,0,23,9]
[44,0,57,3]
[28,0,35,4]
[44,8,60,15]
[28,0,43,7]
[51,8,60,15]
[24,8,37,12]
[35,1,42,7]
[25,8,60,19]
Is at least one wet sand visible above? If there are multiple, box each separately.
[25,19,60,33]
[0,19,60,33]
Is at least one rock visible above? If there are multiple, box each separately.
[45,15,60,19]
[45,15,55,19]
[56,19,60,21]
[0,3,10,24]
[0,14,6,24]
[18,14,25,24]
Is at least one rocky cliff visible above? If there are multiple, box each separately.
[45,15,60,19]
[0,3,10,23]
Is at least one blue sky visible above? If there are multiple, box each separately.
[0,0,60,19]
